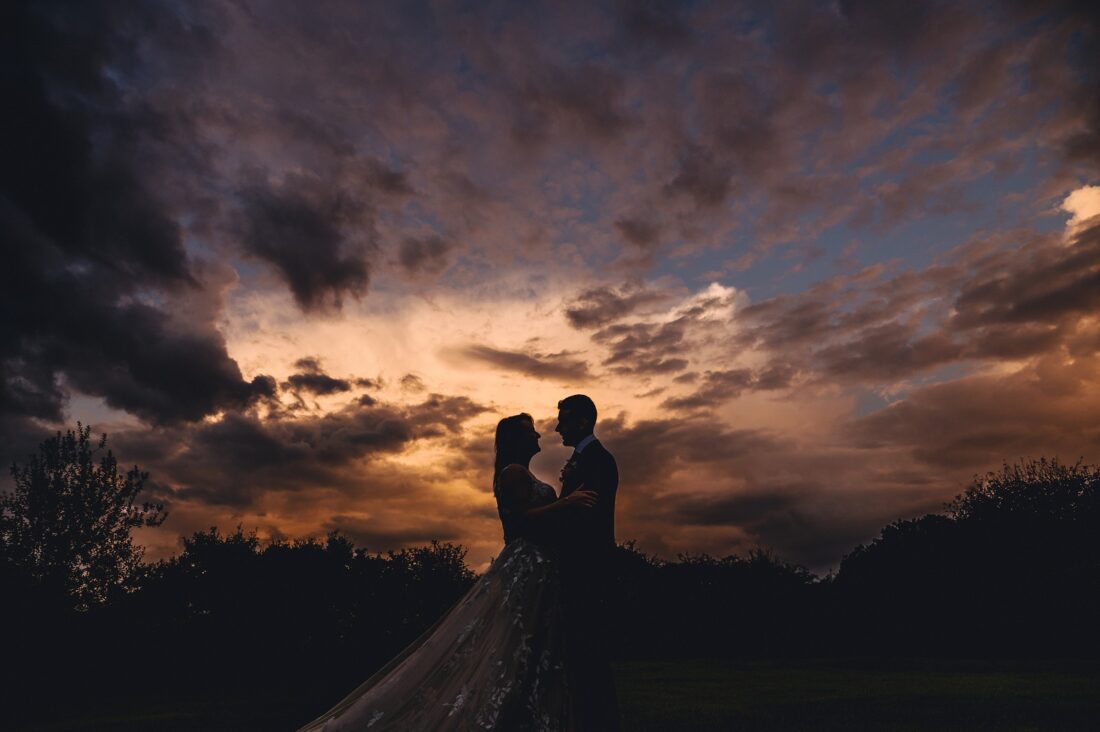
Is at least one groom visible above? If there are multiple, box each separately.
[555,394,620,730]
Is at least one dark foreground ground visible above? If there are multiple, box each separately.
[15,659,1100,732]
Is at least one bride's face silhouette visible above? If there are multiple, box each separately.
[520,419,541,458]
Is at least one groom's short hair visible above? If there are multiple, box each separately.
[558,394,597,424]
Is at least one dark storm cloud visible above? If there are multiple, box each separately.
[121,392,489,508]
[0,2,272,426]
[510,63,632,147]
[363,159,416,197]
[398,235,454,276]
[282,357,354,396]
[173,407,411,505]
[697,70,782,178]
[662,145,734,209]
[564,283,672,329]
[614,0,692,52]
[614,217,662,249]
[1,235,276,427]
[1,3,194,286]
[240,173,373,312]
[455,345,592,381]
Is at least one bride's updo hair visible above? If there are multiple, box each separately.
[494,413,534,479]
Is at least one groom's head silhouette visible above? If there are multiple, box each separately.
[555,394,596,447]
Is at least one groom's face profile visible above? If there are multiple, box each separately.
[554,407,589,447]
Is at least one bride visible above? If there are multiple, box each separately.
[297,413,597,731]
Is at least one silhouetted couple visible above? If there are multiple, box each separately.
[298,394,620,731]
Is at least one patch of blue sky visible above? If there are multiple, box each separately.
[846,209,988,272]
[62,389,144,432]
[452,51,495,93]
[847,157,1053,258]
[852,361,976,418]
[689,149,1052,303]
[546,165,613,222]
[906,360,976,390]
[394,198,444,236]
[226,258,268,292]
[717,243,804,301]
[851,386,892,418]
[181,227,218,261]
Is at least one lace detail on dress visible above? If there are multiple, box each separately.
[494,472,557,545]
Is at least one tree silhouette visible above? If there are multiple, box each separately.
[948,457,1100,524]
[834,458,1100,656]
[0,424,166,608]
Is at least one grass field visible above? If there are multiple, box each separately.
[616,660,1100,731]
[16,659,1100,731]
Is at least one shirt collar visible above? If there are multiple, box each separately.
[574,434,597,454]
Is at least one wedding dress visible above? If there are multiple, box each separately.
[296,475,572,731]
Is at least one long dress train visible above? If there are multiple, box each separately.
[296,477,571,731]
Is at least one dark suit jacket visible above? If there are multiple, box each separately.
[559,438,618,561]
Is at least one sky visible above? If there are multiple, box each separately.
[3,0,1099,572]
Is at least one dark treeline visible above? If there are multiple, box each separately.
[610,458,1100,660]
[1,429,1098,727]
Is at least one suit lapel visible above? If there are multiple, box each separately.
[561,438,602,497]
[560,450,584,497]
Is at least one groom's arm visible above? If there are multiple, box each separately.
[589,451,618,517]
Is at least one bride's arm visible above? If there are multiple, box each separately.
[498,466,596,522]
[523,489,597,518]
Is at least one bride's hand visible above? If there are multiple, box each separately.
[564,489,598,509]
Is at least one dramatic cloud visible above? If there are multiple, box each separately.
[452,345,592,382]
[727,220,1100,388]
[849,352,1100,470]
[662,369,775,411]
[283,357,356,397]
[131,404,409,507]
[564,283,672,329]
[1,3,272,428]
[240,173,374,312]
[4,0,1099,572]
[398,235,454,276]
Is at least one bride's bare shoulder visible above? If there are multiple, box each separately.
[499,464,534,483]
[498,464,534,500]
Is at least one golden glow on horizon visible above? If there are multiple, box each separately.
[124,187,1100,570]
